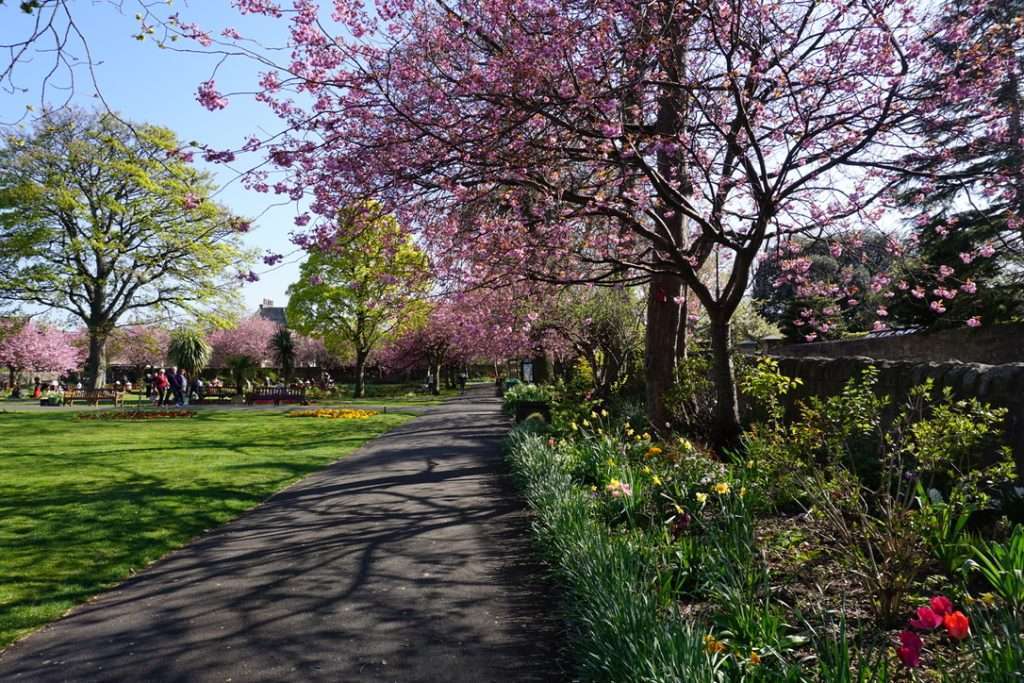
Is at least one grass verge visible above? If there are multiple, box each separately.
[0,408,411,648]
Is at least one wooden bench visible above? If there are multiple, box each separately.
[63,388,126,407]
[193,386,237,404]
[245,387,308,406]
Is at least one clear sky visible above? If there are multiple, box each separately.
[0,2,307,316]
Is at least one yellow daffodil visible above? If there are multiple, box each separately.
[570,422,579,431]
[600,409,609,417]
[673,504,685,514]
[749,650,761,666]
[714,482,731,495]
[642,466,652,474]
[590,411,599,419]
[642,432,651,441]
[652,475,662,486]
[739,486,747,497]
[981,592,998,606]
[606,458,616,467]
[625,427,635,436]
[703,635,726,655]
[582,419,591,428]
[695,492,708,504]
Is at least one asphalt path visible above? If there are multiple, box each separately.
[0,386,561,682]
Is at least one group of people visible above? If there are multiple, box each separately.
[143,367,205,406]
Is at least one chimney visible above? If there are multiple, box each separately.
[261,298,274,308]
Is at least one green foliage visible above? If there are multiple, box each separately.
[966,604,1024,683]
[501,382,552,415]
[0,110,248,376]
[916,484,976,579]
[896,381,1014,508]
[664,354,717,443]
[226,355,260,394]
[969,525,1024,613]
[271,328,296,382]
[166,328,211,374]
[505,427,720,681]
[286,202,429,370]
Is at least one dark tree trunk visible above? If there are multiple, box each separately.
[353,350,368,398]
[708,313,741,451]
[84,326,111,390]
[645,273,682,431]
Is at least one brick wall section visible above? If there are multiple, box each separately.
[767,355,1024,474]
[769,323,1024,365]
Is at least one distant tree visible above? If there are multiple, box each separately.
[752,233,898,341]
[271,328,296,383]
[109,325,170,377]
[0,319,82,387]
[167,328,211,376]
[208,317,276,368]
[286,205,430,398]
[0,110,248,388]
[541,287,645,399]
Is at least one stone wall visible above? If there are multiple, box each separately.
[769,323,1024,365]
[768,355,1024,472]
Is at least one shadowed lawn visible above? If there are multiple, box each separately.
[0,409,412,649]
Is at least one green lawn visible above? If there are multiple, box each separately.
[0,408,412,649]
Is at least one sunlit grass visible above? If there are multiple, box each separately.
[0,408,411,649]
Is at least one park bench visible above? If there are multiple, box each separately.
[245,387,308,406]
[63,388,126,407]
[193,386,237,404]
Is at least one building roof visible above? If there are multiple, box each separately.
[257,299,287,327]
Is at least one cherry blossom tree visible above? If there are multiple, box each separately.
[0,319,82,386]
[178,0,928,444]
[208,316,276,368]
[109,324,170,371]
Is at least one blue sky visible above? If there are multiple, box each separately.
[0,2,308,314]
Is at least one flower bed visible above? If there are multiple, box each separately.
[286,408,380,419]
[506,359,1023,681]
[77,410,196,421]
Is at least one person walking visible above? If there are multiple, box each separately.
[179,369,190,406]
[155,369,170,406]
[172,368,186,406]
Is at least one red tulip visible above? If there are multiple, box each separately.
[897,630,922,668]
[943,611,970,640]
[909,606,943,631]
[930,595,953,616]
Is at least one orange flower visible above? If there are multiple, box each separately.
[943,611,970,640]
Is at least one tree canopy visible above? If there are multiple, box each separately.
[286,205,430,397]
[0,109,249,387]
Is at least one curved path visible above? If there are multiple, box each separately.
[0,386,561,682]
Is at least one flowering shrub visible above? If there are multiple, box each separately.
[287,409,380,420]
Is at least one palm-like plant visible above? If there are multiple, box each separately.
[271,328,296,383]
[167,328,212,374]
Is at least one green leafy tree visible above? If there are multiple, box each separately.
[286,204,430,398]
[0,110,248,388]
[167,328,212,375]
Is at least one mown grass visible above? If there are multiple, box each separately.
[0,408,411,649]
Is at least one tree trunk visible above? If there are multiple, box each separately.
[708,313,741,451]
[353,350,368,398]
[431,359,443,395]
[645,273,682,431]
[85,327,111,390]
